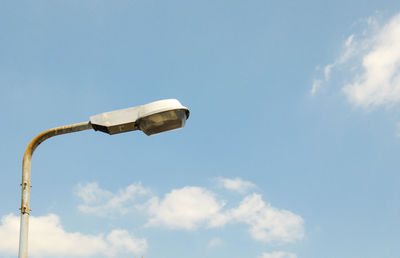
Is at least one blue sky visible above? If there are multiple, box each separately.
[1,1,400,258]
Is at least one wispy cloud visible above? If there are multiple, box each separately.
[312,12,400,109]
[207,237,224,248]
[76,182,150,217]
[143,189,303,244]
[310,32,358,95]
[310,79,322,95]
[76,180,304,244]
[259,251,297,258]
[0,213,147,257]
[215,177,255,194]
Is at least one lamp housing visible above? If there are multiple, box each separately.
[90,99,189,135]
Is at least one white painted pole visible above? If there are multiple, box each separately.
[18,214,29,258]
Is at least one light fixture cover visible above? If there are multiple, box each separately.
[138,109,187,136]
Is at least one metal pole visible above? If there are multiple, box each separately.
[18,121,92,258]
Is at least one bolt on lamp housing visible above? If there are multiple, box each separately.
[90,99,190,135]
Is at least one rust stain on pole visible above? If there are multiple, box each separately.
[19,121,93,258]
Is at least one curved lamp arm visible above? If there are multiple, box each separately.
[18,98,190,258]
[19,121,92,258]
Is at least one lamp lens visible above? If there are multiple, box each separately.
[138,109,187,136]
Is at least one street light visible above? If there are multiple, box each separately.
[18,99,189,258]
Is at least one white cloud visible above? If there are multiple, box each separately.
[0,213,147,257]
[76,182,150,217]
[313,13,400,109]
[207,237,224,248]
[143,187,303,244]
[144,186,227,230]
[229,194,304,243]
[311,33,358,95]
[77,182,305,245]
[324,64,334,81]
[310,79,322,95]
[345,34,355,47]
[105,230,147,257]
[343,14,400,108]
[259,251,297,258]
[216,177,255,193]
[366,15,379,27]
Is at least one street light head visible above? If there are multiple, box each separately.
[90,99,189,135]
